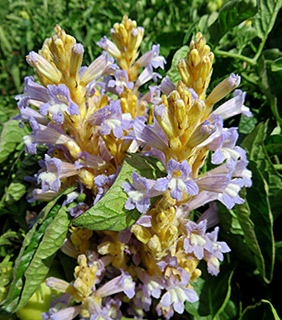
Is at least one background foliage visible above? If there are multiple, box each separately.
[0,0,282,319]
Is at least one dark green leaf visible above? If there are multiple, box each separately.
[208,0,258,45]
[0,120,28,164]
[239,300,281,320]
[271,57,282,72]
[185,263,234,319]
[0,256,13,303]
[275,241,282,264]
[2,186,76,312]
[254,0,282,40]
[72,154,165,231]
[242,123,282,219]
[234,162,275,283]
[265,134,282,155]
[15,206,71,311]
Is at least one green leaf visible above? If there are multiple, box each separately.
[5,182,26,203]
[208,0,258,45]
[15,205,71,311]
[239,300,281,320]
[72,154,165,231]
[0,120,28,164]
[254,0,282,40]
[185,263,234,320]
[166,45,189,84]
[0,231,18,246]
[238,115,258,134]
[234,162,275,283]
[271,57,282,72]
[2,186,76,312]
[265,134,282,156]
[242,123,282,219]
[275,241,282,264]
[0,256,13,303]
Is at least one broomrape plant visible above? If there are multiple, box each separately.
[13,16,252,319]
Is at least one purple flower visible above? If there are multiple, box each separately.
[213,89,251,119]
[37,154,78,193]
[204,227,231,276]
[135,65,161,88]
[182,220,212,259]
[107,69,134,95]
[129,116,169,154]
[157,255,198,316]
[154,159,199,201]
[87,100,132,139]
[94,173,117,203]
[40,84,79,124]
[135,44,166,70]
[122,171,158,213]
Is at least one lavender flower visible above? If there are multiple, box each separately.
[122,171,159,213]
[154,159,199,201]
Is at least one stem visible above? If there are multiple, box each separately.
[214,49,255,66]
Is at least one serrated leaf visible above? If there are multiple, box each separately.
[166,45,189,84]
[2,186,76,312]
[15,205,71,311]
[72,154,165,231]
[254,0,282,40]
[185,263,234,319]
[234,162,275,283]
[242,123,282,219]
[239,300,281,320]
[208,0,258,45]
[0,120,28,164]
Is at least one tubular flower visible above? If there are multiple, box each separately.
[15,17,252,320]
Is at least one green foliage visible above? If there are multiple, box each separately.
[72,154,165,231]
[185,263,235,319]
[1,187,75,312]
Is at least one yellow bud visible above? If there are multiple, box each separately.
[147,235,162,252]
[131,225,152,244]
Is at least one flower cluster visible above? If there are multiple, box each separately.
[15,17,252,319]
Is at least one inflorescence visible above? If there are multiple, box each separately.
[15,16,252,319]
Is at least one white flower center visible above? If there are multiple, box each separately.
[225,183,240,198]
[190,233,206,246]
[128,190,146,202]
[104,118,121,130]
[48,103,68,115]
[39,172,57,183]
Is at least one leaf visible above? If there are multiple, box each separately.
[271,57,282,72]
[185,263,234,320]
[238,115,258,134]
[0,256,13,303]
[265,134,282,156]
[166,45,189,84]
[72,154,165,231]
[208,0,258,45]
[2,186,76,312]
[0,231,18,246]
[239,300,281,320]
[275,241,282,264]
[242,123,282,219]
[0,120,28,164]
[234,162,275,283]
[15,206,71,311]
[254,0,282,40]
[5,183,26,203]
